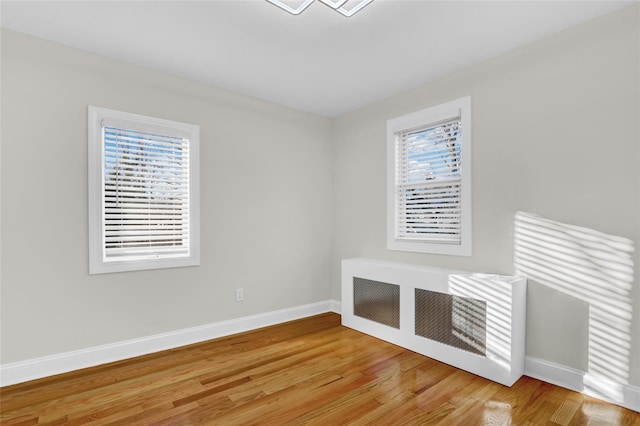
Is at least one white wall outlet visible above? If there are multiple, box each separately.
[235,288,244,302]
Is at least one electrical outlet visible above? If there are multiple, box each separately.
[235,288,244,302]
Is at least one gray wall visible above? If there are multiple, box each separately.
[331,5,639,385]
[1,5,638,389]
[1,29,333,363]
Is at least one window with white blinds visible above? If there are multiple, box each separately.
[387,97,471,256]
[89,106,200,274]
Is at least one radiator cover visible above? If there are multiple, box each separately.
[342,258,527,387]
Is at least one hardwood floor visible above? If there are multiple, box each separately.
[1,313,638,425]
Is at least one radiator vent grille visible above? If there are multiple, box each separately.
[353,277,400,329]
[415,288,487,356]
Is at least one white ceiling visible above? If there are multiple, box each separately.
[1,0,634,116]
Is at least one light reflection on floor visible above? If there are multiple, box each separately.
[483,400,512,424]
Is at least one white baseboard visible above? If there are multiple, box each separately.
[2,302,637,414]
[525,356,640,412]
[329,299,342,314]
[524,356,586,392]
[0,300,341,387]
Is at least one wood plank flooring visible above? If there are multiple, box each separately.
[1,313,638,425]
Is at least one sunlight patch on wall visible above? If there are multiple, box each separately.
[514,211,634,404]
[448,274,516,370]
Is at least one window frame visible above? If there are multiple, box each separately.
[386,96,472,256]
[88,106,200,274]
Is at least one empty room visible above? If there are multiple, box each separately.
[1,0,639,424]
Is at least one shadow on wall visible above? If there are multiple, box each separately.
[514,211,635,407]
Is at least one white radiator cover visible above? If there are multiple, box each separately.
[342,258,527,387]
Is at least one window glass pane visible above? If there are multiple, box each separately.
[396,119,463,244]
[103,126,190,261]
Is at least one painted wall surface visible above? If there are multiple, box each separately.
[331,6,640,386]
[1,4,639,394]
[0,29,333,363]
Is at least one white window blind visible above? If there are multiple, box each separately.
[89,106,200,274]
[103,126,190,260]
[387,96,471,256]
[395,117,462,244]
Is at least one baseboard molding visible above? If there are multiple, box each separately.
[525,356,640,412]
[328,299,342,314]
[0,299,341,387]
[524,356,586,392]
[2,303,637,413]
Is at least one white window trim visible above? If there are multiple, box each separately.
[88,106,200,274]
[387,96,472,256]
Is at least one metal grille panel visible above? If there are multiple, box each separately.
[415,288,486,356]
[353,277,400,329]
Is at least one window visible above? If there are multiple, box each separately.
[88,106,200,274]
[387,96,471,255]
